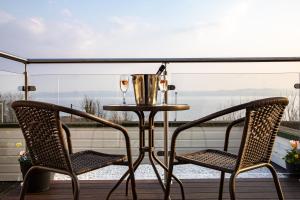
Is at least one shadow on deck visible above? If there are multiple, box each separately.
[1,177,300,200]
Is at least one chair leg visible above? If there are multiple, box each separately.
[71,175,80,200]
[266,164,284,200]
[19,167,35,200]
[20,178,28,200]
[218,171,225,200]
[229,173,238,200]
[71,179,74,195]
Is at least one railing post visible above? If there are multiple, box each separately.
[70,104,73,122]
[0,102,4,123]
[294,78,300,121]
[299,73,300,121]
[24,64,28,100]
[175,91,178,121]
[163,63,169,184]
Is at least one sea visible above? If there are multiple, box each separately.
[30,88,297,122]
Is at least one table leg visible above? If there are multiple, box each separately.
[125,111,146,195]
[148,111,166,191]
[151,151,185,199]
[125,153,145,195]
[108,111,146,199]
[106,164,132,199]
[149,111,185,199]
[149,148,166,191]
[108,109,185,199]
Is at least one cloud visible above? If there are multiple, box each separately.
[109,16,157,36]
[1,0,300,61]
[54,21,101,52]
[161,1,253,57]
[48,0,55,5]
[0,11,161,58]
[22,17,46,34]
[173,1,250,38]
[0,10,15,24]
[110,16,139,34]
[61,9,72,17]
[219,1,250,34]
[0,10,105,57]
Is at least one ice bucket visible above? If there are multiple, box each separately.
[132,74,159,105]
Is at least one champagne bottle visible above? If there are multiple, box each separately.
[156,64,166,75]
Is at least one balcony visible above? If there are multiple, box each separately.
[1,53,300,199]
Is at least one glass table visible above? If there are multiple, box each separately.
[103,104,189,198]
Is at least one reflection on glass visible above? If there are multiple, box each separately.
[120,74,129,104]
[159,75,168,104]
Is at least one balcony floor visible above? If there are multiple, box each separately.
[2,177,300,200]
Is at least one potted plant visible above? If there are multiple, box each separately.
[283,140,300,176]
[16,142,52,193]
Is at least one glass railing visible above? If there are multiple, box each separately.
[0,72,299,123]
[15,72,299,122]
[0,73,24,123]
[0,70,300,180]
[171,73,299,121]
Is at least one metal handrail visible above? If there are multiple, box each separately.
[2,51,300,64]
[26,57,300,64]
[0,51,28,64]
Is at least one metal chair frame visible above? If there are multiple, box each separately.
[164,97,288,200]
[12,100,137,200]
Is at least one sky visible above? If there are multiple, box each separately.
[1,0,300,91]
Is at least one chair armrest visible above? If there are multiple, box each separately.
[61,123,73,154]
[56,105,130,141]
[171,102,249,152]
[224,117,245,152]
[12,100,134,168]
[57,106,133,161]
[68,110,134,169]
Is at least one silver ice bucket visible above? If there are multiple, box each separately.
[132,74,159,105]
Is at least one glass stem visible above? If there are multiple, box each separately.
[122,92,126,104]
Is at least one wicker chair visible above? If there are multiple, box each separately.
[12,100,137,200]
[164,97,288,200]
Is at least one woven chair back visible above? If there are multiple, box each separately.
[237,98,288,170]
[12,101,72,172]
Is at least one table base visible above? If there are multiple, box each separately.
[106,111,185,199]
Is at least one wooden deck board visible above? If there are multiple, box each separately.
[2,178,300,200]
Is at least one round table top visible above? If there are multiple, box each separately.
[103,104,190,112]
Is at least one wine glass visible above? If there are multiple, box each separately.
[120,74,129,104]
[159,75,168,104]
